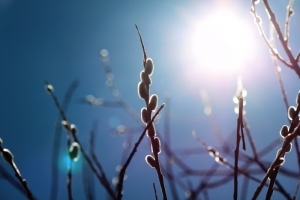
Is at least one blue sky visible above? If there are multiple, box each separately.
[0,0,299,199]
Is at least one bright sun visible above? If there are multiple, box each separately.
[188,9,255,73]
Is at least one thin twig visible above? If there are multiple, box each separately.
[116,104,165,200]
[192,127,290,199]
[199,89,226,149]
[258,137,282,158]
[151,136,168,200]
[50,79,79,200]
[284,0,294,45]
[203,189,209,200]
[82,157,95,200]
[100,53,142,125]
[262,0,300,77]
[67,127,73,200]
[250,8,293,68]
[234,97,244,200]
[296,52,300,62]
[160,163,189,192]
[240,176,249,200]
[186,131,291,198]
[135,24,147,66]
[80,97,120,108]
[269,23,289,113]
[243,118,257,159]
[194,129,248,198]
[0,163,28,197]
[293,176,300,200]
[67,159,73,200]
[265,103,300,200]
[192,133,270,188]
[0,145,34,200]
[46,82,116,200]
[153,183,158,200]
[163,96,179,200]
[252,122,300,200]
[119,134,134,167]
[250,2,300,76]
[90,130,108,183]
[192,130,238,197]
[73,130,117,200]
[270,21,300,179]
[241,154,292,199]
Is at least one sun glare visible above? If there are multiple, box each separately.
[188,9,255,73]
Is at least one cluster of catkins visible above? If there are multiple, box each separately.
[137,58,161,168]
[275,91,300,169]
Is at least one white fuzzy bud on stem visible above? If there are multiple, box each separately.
[2,149,14,163]
[280,125,289,138]
[70,124,78,135]
[152,137,161,154]
[215,155,226,164]
[207,146,219,157]
[140,71,151,86]
[138,81,148,100]
[148,94,158,111]
[145,58,154,76]
[69,142,80,162]
[141,108,149,124]
[288,106,297,120]
[146,123,156,137]
[145,155,156,168]
[61,120,69,131]
[45,84,54,94]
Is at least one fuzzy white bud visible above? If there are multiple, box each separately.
[140,71,152,86]
[145,155,156,168]
[280,125,289,138]
[61,120,69,131]
[138,81,148,100]
[141,108,149,124]
[148,94,158,111]
[288,106,297,120]
[145,58,154,76]
[69,142,80,162]
[45,84,54,94]
[146,123,156,137]
[70,124,78,135]
[207,146,219,157]
[215,156,226,164]
[2,149,14,163]
[152,137,161,154]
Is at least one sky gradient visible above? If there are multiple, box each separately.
[0,0,300,199]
